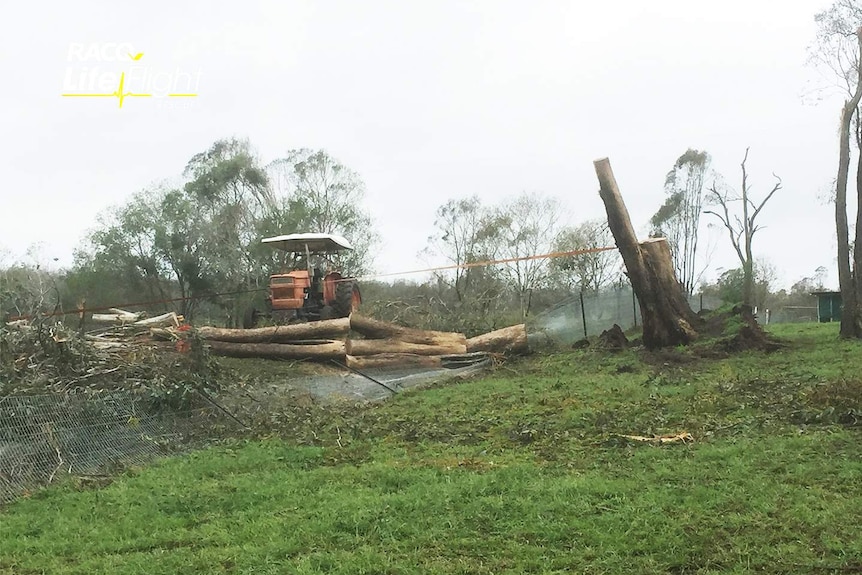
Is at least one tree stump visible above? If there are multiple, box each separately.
[594,158,700,349]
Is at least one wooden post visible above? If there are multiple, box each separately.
[594,158,700,349]
[632,289,638,328]
[580,291,588,338]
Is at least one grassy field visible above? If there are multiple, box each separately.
[1,322,861,574]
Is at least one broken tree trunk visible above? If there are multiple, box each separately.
[349,314,467,347]
[465,324,529,354]
[206,339,346,360]
[346,338,466,356]
[345,353,443,370]
[594,158,700,350]
[196,318,350,343]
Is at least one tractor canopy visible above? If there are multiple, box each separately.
[261,233,354,253]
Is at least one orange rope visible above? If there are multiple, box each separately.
[357,245,618,280]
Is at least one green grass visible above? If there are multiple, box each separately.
[2,322,862,574]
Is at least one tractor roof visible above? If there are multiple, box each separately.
[261,233,354,253]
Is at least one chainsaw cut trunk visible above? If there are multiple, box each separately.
[465,324,529,354]
[594,158,699,350]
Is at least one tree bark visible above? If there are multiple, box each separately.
[345,338,466,356]
[196,318,350,343]
[854,103,862,335]
[595,158,700,350]
[465,324,529,354]
[345,353,443,370]
[349,314,467,347]
[836,28,862,338]
[206,339,346,359]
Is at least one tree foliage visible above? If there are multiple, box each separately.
[650,149,711,295]
[421,196,509,333]
[494,193,563,318]
[70,140,376,325]
[265,149,376,275]
[550,219,619,295]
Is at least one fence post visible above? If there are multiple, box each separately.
[700,293,703,312]
[632,288,637,328]
[580,291,587,338]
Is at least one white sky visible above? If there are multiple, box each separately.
[0,0,849,290]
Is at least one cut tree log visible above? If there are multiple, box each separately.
[92,311,143,323]
[594,158,700,349]
[466,324,529,354]
[349,314,467,347]
[345,337,466,357]
[196,318,350,343]
[133,312,182,328]
[206,339,346,360]
[92,310,180,328]
[345,353,443,370]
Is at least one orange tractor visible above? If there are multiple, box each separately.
[245,233,362,327]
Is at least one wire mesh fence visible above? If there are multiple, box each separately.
[0,358,491,506]
[0,392,223,505]
[529,285,723,345]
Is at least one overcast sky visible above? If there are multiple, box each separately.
[0,0,850,290]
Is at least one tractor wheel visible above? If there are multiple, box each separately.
[242,306,257,329]
[333,281,361,318]
[319,305,335,321]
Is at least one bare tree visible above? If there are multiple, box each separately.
[704,148,781,307]
[423,196,502,304]
[494,193,562,318]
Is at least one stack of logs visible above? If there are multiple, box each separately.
[190,314,529,368]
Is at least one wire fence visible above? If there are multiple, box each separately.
[0,359,491,506]
[529,286,723,345]
[0,392,225,505]
[0,283,824,506]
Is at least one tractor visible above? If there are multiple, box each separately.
[245,233,362,327]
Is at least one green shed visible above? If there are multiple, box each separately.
[811,291,842,323]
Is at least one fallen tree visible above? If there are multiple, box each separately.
[345,352,491,370]
[91,310,181,329]
[206,339,346,360]
[594,158,700,349]
[350,314,466,347]
[91,309,143,323]
[345,337,466,357]
[345,353,442,370]
[466,324,528,354]
[196,318,350,343]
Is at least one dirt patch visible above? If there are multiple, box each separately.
[571,338,590,350]
[713,305,784,353]
[598,324,628,351]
